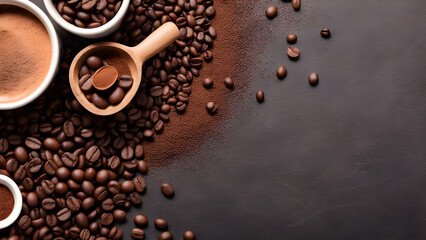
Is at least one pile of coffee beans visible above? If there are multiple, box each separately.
[1,0,217,239]
[53,0,122,28]
[79,55,134,109]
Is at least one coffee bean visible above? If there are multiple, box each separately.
[154,218,168,229]
[202,77,213,88]
[66,196,81,211]
[57,208,71,221]
[62,152,77,168]
[92,92,109,109]
[108,87,125,105]
[161,183,175,197]
[256,90,265,103]
[63,120,75,137]
[18,215,31,230]
[121,145,134,160]
[121,180,135,193]
[276,65,287,79]
[25,137,42,150]
[137,160,148,174]
[107,180,121,195]
[183,231,195,240]
[131,228,145,240]
[292,0,301,10]
[76,212,89,228]
[86,56,102,69]
[113,209,126,222]
[224,77,234,89]
[41,180,55,195]
[101,213,114,226]
[113,193,126,207]
[158,231,173,240]
[117,75,133,89]
[80,74,93,92]
[265,6,277,19]
[134,176,146,193]
[80,228,91,240]
[86,145,100,162]
[321,28,331,38]
[308,72,319,85]
[96,169,110,185]
[287,34,297,43]
[206,102,218,114]
[27,158,43,173]
[287,46,300,59]
[44,160,58,175]
[43,138,60,151]
[94,186,108,201]
[46,213,57,227]
[0,138,8,153]
[42,198,56,210]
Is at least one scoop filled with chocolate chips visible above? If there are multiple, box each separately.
[69,22,180,116]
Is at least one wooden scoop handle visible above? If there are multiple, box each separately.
[133,22,180,62]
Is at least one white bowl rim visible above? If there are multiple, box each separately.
[43,0,130,38]
[0,175,23,229]
[0,0,61,110]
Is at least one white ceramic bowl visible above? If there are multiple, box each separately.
[44,0,130,39]
[0,0,61,110]
[0,175,22,230]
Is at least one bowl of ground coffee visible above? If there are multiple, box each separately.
[0,0,61,110]
[0,174,22,230]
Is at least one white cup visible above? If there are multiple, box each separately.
[0,0,61,110]
[43,0,130,39]
[0,175,22,230]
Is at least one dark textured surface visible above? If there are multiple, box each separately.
[32,0,426,239]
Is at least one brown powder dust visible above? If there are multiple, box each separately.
[0,184,14,220]
[0,5,51,103]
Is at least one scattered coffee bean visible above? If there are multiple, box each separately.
[292,0,301,10]
[265,6,278,19]
[308,72,319,85]
[183,230,195,240]
[131,228,145,240]
[134,214,148,227]
[161,183,175,197]
[276,65,287,79]
[206,102,218,114]
[321,28,331,38]
[202,77,213,89]
[287,34,297,43]
[256,90,265,103]
[224,77,234,89]
[158,231,173,240]
[154,218,168,229]
[287,46,300,59]
[113,209,127,222]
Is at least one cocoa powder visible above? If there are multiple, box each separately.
[0,5,51,103]
[0,184,14,221]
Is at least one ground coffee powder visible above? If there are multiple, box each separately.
[0,184,14,221]
[0,5,51,103]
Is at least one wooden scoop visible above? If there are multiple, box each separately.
[69,22,180,116]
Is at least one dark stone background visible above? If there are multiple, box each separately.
[31,0,426,239]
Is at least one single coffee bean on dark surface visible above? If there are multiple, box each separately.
[292,0,301,10]
[287,46,300,59]
[161,183,175,197]
[158,231,173,240]
[183,230,196,240]
[256,90,265,103]
[308,73,319,85]
[265,6,278,19]
[286,34,297,43]
[276,65,287,79]
[321,28,331,38]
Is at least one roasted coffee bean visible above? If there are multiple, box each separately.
[183,231,195,240]
[276,65,287,79]
[308,72,319,85]
[117,75,133,89]
[158,231,173,240]
[0,138,8,153]
[131,228,145,240]
[134,214,148,227]
[121,145,134,160]
[66,196,81,211]
[92,93,109,109]
[134,176,146,193]
[57,207,71,221]
[80,228,91,240]
[101,198,114,211]
[121,180,135,193]
[96,169,110,185]
[87,56,102,69]
[55,182,69,195]
[112,193,126,206]
[86,145,100,162]
[265,6,277,19]
[62,152,77,168]
[206,102,218,114]
[101,213,114,226]
[25,137,42,150]
[42,198,56,210]
[27,158,43,173]
[41,180,55,195]
[76,212,89,228]
[321,28,331,38]
[107,180,121,195]
[43,138,60,151]
[129,192,142,205]
[113,209,126,222]
[14,146,28,163]
[56,167,70,180]
[287,33,297,43]
[292,0,301,10]
[18,215,31,230]
[108,87,125,105]
[287,46,300,59]
[82,197,96,210]
[82,180,95,195]
[80,74,93,92]
[154,218,168,229]
[71,169,85,182]
[46,213,57,227]
[22,178,34,191]
[224,77,234,89]
[256,90,265,103]
[63,120,75,137]
[108,156,120,170]
[202,77,213,88]
[161,183,175,197]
